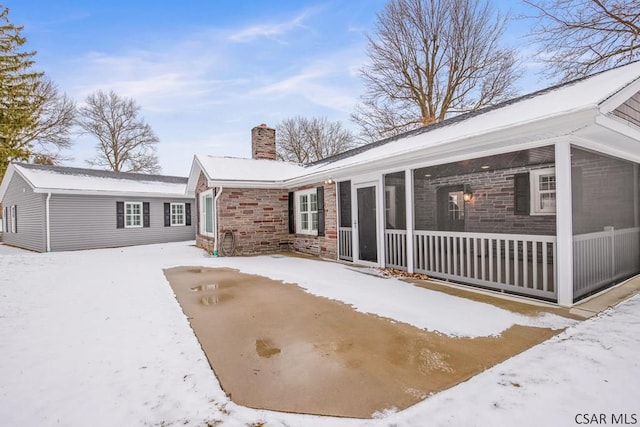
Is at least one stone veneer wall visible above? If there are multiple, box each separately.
[414,164,557,235]
[216,188,290,255]
[290,182,337,260]
[195,168,338,258]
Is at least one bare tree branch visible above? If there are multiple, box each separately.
[276,116,357,163]
[78,90,160,174]
[523,0,640,81]
[352,0,520,141]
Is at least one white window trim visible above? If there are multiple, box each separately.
[170,202,186,226]
[124,201,143,228]
[199,190,215,238]
[530,167,556,215]
[295,188,318,235]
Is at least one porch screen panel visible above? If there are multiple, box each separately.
[571,147,640,300]
[383,172,406,230]
[411,147,560,300]
[339,181,352,228]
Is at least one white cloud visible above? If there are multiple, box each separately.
[227,9,316,43]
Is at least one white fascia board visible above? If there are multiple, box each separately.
[207,179,296,189]
[571,134,640,165]
[599,75,640,114]
[0,164,35,201]
[594,114,640,156]
[186,156,210,195]
[31,188,194,199]
[286,108,597,186]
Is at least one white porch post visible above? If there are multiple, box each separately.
[405,168,415,273]
[378,174,385,267]
[555,141,574,306]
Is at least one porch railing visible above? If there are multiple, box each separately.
[384,230,407,268]
[411,230,557,300]
[573,226,640,299]
[339,227,353,261]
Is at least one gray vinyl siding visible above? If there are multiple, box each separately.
[612,91,640,127]
[1,173,46,252]
[49,195,195,251]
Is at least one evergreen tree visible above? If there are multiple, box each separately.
[0,5,44,177]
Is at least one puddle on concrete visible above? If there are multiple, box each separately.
[256,338,281,358]
[191,283,220,292]
[200,294,232,306]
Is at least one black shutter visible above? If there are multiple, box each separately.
[317,186,325,237]
[288,192,295,234]
[185,203,191,226]
[116,202,124,228]
[143,202,150,228]
[13,205,17,233]
[164,203,171,227]
[514,173,530,216]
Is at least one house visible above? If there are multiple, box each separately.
[0,163,195,252]
[188,62,640,307]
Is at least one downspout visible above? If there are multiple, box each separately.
[212,187,223,257]
[45,192,51,252]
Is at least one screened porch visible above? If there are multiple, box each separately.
[337,144,640,304]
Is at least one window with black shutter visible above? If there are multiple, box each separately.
[317,186,325,237]
[164,203,171,227]
[288,191,295,234]
[116,202,125,228]
[143,202,150,228]
[514,173,530,215]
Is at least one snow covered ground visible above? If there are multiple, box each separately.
[0,241,638,426]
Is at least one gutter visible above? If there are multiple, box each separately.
[45,192,51,252]
[212,187,223,256]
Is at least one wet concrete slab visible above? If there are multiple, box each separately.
[164,266,563,419]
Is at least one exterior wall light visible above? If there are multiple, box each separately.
[463,184,473,202]
[324,178,334,185]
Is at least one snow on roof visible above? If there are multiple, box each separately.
[195,155,310,182]
[312,61,640,171]
[9,163,189,197]
[192,63,640,187]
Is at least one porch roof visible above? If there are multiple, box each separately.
[190,62,640,190]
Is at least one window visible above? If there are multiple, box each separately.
[10,205,17,233]
[296,189,318,234]
[125,202,142,228]
[171,203,185,226]
[199,190,215,237]
[530,168,556,215]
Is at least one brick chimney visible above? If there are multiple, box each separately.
[251,123,276,160]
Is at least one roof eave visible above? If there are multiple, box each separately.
[31,188,193,199]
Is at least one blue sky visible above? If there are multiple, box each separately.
[7,1,541,176]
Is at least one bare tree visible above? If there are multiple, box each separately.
[276,116,356,163]
[524,0,640,81]
[78,90,160,173]
[352,0,520,141]
[24,78,76,163]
